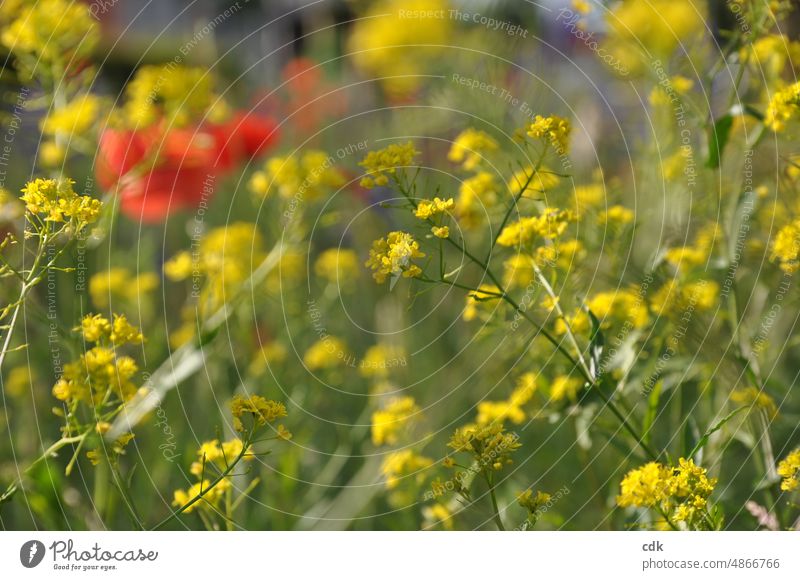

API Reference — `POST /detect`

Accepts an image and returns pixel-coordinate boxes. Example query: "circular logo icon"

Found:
[19,540,45,568]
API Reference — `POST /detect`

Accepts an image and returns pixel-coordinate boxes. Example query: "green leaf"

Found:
[706,114,734,169]
[688,407,747,460]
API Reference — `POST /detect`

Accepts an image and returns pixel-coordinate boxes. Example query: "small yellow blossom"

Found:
[230,394,287,432]
[448,128,498,171]
[527,115,571,155]
[315,248,360,284]
[304,336,349,370]
[770,219,800,273]
[777,448,800,492]
[365,231,425,283]
[359,142,419,188]
[20,178,102,233]
[371,396,420,446]
[415,197,454,220]
[250,150,346,200]
[431,226,449,238]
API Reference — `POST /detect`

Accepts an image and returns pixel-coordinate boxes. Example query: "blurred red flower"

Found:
[96,112,279,222]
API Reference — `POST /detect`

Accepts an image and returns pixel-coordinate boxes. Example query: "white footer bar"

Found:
[0,532,797,578]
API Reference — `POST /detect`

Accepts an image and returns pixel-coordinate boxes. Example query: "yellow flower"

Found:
[39,141,66,167]
[5,366,36,398]
[381,449,433,489]
[607,0,704,58]
[617,462,671,507]
[365,231,425,284]
[371,396,420,446]
[348,0,452,97]
[250,150,346,200]
[1,0,99,66]
[527,115,571,155]
[448,128,498,170]
[766,82,800,132]
[359,142,419,188]
[415,197,454,220]
[599,205,635,226]
[304,336,348,370]
[249,341,288,375]
[230,395,287,432]
[89,268,159,309]
[770,219,800,273]
[431,226,449,238]
[41,95,102,137]
[20,178,102,232]
[496,207,573,247]
[122,64,226,128]
[422,503,454,530]
[360,344,406,379]
[463,284,501,322]
[447,422,521,469]
[509,166,561,197]
[650,279,719,316]
[476,373,537,425]
[777,448,800,492]
[315,248,360,285]
[549,375,583,403]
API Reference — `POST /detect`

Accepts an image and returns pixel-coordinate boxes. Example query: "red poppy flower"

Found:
[96,112,279,222]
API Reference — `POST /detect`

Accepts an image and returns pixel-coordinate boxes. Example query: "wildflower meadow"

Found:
[0,0,799,541]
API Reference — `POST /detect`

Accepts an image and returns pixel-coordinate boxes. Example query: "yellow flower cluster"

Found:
[20,178,102,233]
[765,82,800,131]
[89,268,159,310]
[462,284,501,322]
[557,288,649,334]
[172,479,230,515]
[372,396,420,446]
[360,344,406,380]
[41,95,102,138]
[381,449,433,490]
[348,0,452,97]
[165,222,265,317]
[549,375,584,403]
[189,438,253,477]
[304,336,349,371]
[456,171,499,227]
[448,422,521,471]
[509,166,561,198]
[617,458,717,527]
[599,205,635,226]
[527,115,571,155]
[250,151,346,200]
[359,142,419,188]
[122,64,227,128]
[496,207,573,247]
[769,219,800,273]
[777,448,800,492]
[79,313,144,345]
[52,314,143,406]
[650,279,719,316]
[476,373,537,425]
[314,248,360,285]
[606,0,703,58]
[230,394,288,433]
[448,129,498,171]
[414,197,454,220]
[0,0,99,67]
[365,231,425,283]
